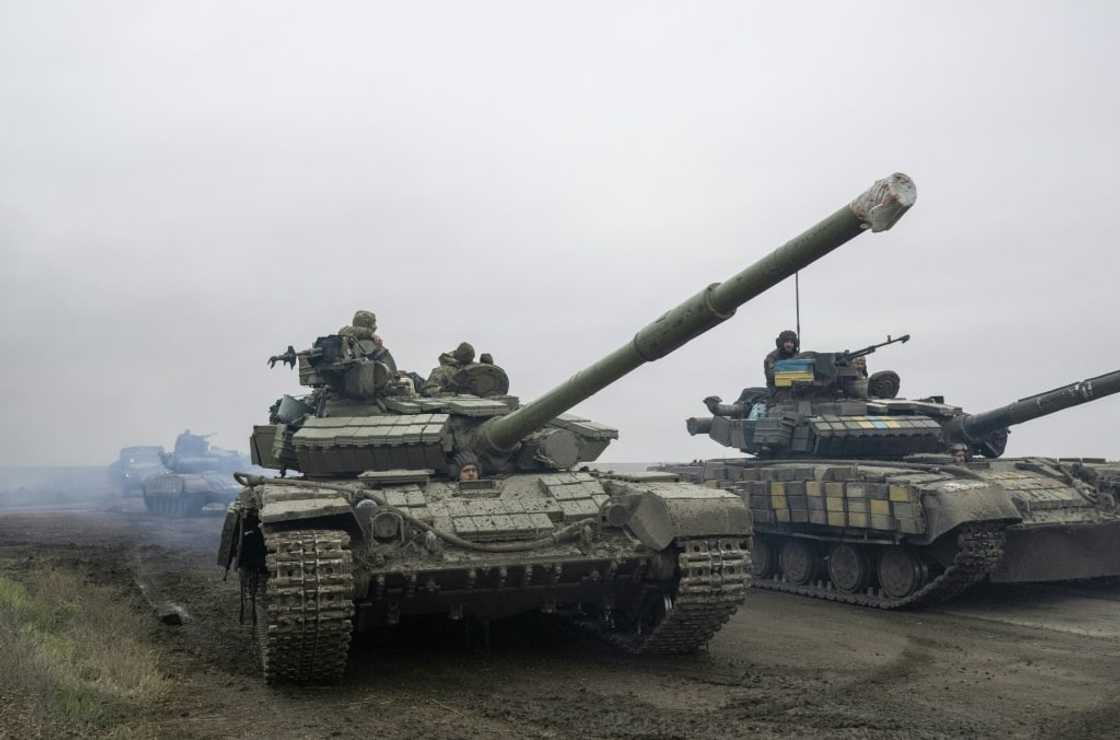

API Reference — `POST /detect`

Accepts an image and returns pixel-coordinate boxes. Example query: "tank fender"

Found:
[606,480,751,551]
[919,485,1022,544]
[258,494,357,527]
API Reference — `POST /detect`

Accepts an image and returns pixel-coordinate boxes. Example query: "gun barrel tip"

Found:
[850,172,917,233]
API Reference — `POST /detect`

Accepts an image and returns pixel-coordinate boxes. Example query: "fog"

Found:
[2,1,1117,466]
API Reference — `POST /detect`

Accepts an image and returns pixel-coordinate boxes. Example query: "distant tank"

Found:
[142,431,251,515]
[661,339,1120,607]
[108,445,168,497]
[216,172,918,683]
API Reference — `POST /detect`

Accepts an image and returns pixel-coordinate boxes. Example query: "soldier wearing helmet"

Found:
[764,330,800,389]
[949,443,970,465]
[451,450,482,481]
[422,342,477,395]
[339,309,396,372]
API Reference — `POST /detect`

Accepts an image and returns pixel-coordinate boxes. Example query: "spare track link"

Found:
[755,523,1005,609]
[583,537,750,654]
[258,529,355,684]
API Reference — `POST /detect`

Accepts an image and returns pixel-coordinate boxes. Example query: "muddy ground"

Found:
[1,500,1118,740]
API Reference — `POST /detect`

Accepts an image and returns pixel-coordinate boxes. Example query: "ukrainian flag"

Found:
[774,358,815,387]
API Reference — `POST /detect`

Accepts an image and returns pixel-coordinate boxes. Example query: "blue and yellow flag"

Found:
[774,358,815,387]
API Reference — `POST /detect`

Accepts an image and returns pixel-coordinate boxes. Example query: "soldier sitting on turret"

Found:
[339,310,397,372]
[422,342,476,395]
[764,330,799,389]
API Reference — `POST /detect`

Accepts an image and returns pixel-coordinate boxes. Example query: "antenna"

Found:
[795,271,801,342]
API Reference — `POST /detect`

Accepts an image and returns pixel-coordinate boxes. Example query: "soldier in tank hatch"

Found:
[451,451,481,481]
[764,329,800,388]
[949,443,970,465]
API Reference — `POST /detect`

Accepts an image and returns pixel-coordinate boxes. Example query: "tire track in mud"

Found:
[5,506,1120,739]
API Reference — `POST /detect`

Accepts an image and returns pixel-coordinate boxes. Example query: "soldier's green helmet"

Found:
[776,329,799,351]
[352,310,377,331]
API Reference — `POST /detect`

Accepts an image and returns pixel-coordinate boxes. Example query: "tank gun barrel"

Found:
[945,369,1120,444]
[478,172,918,454]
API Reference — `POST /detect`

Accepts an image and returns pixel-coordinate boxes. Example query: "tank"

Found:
[661,340,1120,608]
[108,445,168,497]
[142,431,252,515]
[215,172,918,683]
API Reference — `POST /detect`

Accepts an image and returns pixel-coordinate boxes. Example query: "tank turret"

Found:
[220,172,919,685]
[689,356,1120,460]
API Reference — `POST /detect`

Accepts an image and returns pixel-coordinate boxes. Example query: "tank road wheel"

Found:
[828,543,871,594]
[256,530,355,684]
[752,537,777,579]
[877,547,929,600]
[779,539,818,586]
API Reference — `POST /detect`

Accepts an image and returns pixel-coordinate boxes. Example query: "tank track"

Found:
[256,529,355,684]
[755,523,1005,609]
[576,537,750,654]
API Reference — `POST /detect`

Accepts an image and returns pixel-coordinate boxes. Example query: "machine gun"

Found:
[267,345,297,369]
[837,333,910,364]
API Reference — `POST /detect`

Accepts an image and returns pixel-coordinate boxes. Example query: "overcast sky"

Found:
[2,1,1117,467]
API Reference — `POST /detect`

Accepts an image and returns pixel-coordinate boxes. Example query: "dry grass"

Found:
[0,564,168,739]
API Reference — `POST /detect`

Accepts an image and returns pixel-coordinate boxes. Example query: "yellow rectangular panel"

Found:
[888,485,913,502]
[870,499,891,515]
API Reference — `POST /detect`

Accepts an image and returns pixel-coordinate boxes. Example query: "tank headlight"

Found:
[370,511,402,541]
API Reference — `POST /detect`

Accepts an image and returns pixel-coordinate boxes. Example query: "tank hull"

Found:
[654,456,1120,606]
[221,471,752,683]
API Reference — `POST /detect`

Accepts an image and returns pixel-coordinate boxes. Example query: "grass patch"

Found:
[0,563,168,738]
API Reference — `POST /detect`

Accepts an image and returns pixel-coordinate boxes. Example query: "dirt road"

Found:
[1,503,1118,739]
